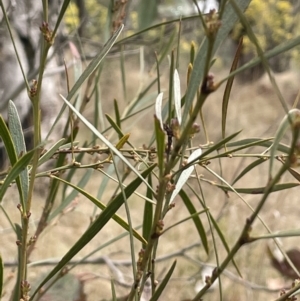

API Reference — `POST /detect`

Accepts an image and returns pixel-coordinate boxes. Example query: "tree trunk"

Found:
[0,0,66,167]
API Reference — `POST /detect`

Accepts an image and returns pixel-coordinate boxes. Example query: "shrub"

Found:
[0,1,300,300]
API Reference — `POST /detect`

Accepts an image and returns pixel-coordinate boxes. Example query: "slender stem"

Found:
[112,155,137,279]
[273,282,300,301]
[127,16,219,300]
[42,0,49,22]
[165,34,215,175]
[19,214,29,288]
[19,28,52,297]
[27,45,51,210]
[199,108,209,144]
[192,166,287,300]
[192,128,299,301]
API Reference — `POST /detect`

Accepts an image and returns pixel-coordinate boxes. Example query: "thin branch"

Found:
[185,255,282,293]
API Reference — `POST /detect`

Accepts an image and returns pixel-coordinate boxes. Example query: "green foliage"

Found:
[64,0,108,37]
[0,1,300,301]
[137,1,158,30]
[232,0,294,53]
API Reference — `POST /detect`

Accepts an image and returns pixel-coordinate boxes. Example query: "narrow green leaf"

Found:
[155,52,161,94]
[182,0,251,125]
[163,209,208,234]
[210,57,217,68]
[175,19,182,69]
[122,78,157,119]
[44,101,68,141]
[61,141,85,199]
[229,0,288,114]
[221,35,300,84]
[116,15,199,47]
[188,178,242,277]
[201,131,242,157]
[112,153,137,278]
[30,164,155,300]
[149,260,177,301]
[179,190,208,254]
[8,100,29,206]
[52,0,71,39]
[65,226,143,272]
[93,68,104,138]
[0,115,18,165]
[8,101,27,155]
[180,131,241,171]
[0,149,35,203]
[226,138,290,153]
[137,0,157,30]
[97,164,115,200]
[67,25,123,102]
[270,109,300,178]
[154,116,165,177]
[50,173,148,245]
[232,158,266,185]
[168,51,175,125]
[69,43,83,113]
[157,28,176,69]
[211,182,299,194]
[40,130,79,224]
[111,279,117,301]
[143,174,153,248]
[225,138,273,153]
[190,41,196,64]
[49,169,93,221]
[114,99,121,133]
[222,37,243,139]
[287,166,300,182]
[60,95,154,192]
[107,134,130,162]
[170,149,202,204]
[208,212,242,277]
[226,137,271,147]
[105,114,127,142]
[104,0,114,40]
[120,45,127,101]
[0,204,16,234]
[253,229,300,240]
[205,138,277,162]
[38,138,66,166]
[58,141,79,150]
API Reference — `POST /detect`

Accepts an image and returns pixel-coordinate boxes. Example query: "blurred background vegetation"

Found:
[64,0,300,81]
[1,1,300,300]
